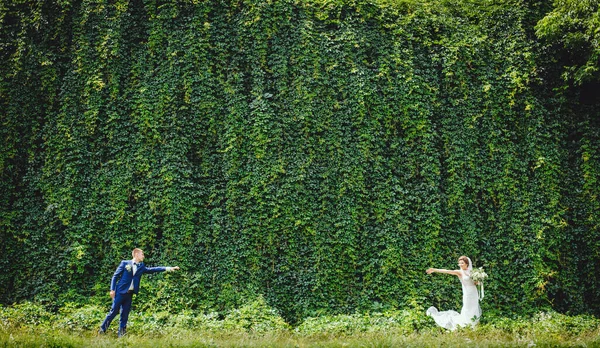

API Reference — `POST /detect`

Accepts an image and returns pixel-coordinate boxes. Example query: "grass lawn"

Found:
[2,327,600,347]
[2,303,599,347]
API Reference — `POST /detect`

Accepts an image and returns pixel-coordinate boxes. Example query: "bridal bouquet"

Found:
[470,267,488,283]
[470,267,487,300]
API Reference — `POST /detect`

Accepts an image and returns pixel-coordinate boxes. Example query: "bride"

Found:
[425,256,481,330]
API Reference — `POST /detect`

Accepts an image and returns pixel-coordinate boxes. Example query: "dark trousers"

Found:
[100,291,133,332]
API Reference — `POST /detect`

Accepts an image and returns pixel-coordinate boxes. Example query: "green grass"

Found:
[2,301,600,347]
[2,326,600,347]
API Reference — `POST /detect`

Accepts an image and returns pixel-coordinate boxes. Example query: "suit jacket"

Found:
[110,260,168,295]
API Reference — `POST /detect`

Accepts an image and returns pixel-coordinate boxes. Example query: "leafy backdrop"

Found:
[1,0,599,322]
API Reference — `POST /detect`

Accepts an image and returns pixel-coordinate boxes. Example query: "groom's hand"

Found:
[110,290,115,299]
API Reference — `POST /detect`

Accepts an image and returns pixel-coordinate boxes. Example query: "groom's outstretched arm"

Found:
[144,266,180,274]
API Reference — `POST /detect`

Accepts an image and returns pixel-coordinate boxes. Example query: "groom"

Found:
[99,248,180,337]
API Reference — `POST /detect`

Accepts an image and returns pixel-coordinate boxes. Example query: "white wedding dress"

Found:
[427,269,481,330]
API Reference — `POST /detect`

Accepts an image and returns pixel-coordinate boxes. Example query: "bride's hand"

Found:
[426,268,434,274]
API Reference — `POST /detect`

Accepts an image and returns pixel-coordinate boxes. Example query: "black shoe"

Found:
[97,328,106,336]
[118,328,126,338]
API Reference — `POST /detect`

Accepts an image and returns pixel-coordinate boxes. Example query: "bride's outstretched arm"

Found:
[426,268,461,276]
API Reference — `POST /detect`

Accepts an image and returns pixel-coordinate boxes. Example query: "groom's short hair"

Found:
[132,248,143,257]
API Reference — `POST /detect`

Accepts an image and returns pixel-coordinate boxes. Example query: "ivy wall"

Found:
[1,0,599,322]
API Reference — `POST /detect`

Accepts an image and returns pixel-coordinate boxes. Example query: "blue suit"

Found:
[100,260,168,335]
